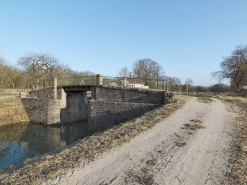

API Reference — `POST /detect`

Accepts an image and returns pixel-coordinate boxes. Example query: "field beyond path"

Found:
[51,96,235,185]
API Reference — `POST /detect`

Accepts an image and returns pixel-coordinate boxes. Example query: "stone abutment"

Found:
[21,84,172,132]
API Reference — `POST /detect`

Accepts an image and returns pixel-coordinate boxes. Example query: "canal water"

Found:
[0,121,88,170]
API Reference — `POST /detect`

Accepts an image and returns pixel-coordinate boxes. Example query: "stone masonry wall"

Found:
[28,87,54,99]
[88,86,169,132]
[60,92,88,123]
[21,91,88,124]
[21,98,66,124]
[21,85,170,129]
[88,100,160,132]
[91,86,166,104]
[27,87,64,99]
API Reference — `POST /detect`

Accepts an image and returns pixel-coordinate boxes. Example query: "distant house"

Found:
[103,78,123,86]
[103,76,149,88]
[111,81,123,86]
[126,78,149,89]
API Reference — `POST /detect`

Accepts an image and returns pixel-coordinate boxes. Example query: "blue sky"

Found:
[1,0,247,86]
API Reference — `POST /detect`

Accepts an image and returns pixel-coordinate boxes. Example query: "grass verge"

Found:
[0,98,29,126]
[0,99,185,185]
[217,96,247,185]
[0,89,30,97]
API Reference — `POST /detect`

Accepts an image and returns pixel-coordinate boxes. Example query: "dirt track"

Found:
[48,97,236,185]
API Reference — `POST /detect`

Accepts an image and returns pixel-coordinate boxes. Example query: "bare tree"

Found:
[0,57,22,89]
[118,67,131,77]
[185,79,193,95]
[18,53,59,89]
[132,58,164,79]
[170,77,181,91]
[0,53,96,90]
[196,86,204,93]
[79,70,95,76]
[166,76,181,92]
[209,83,229,93]
[0,57,6,89]
[212,45,247,93]
[185,79,193,86]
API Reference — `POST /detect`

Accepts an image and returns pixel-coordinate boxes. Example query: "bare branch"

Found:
[212,45,247,92]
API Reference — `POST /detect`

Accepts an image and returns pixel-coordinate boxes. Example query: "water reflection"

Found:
[0,121,88,169]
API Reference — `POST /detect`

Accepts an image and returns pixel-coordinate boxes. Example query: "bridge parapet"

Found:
[21,74,172,128]
[58,76,97,87]
[57,74,168,91]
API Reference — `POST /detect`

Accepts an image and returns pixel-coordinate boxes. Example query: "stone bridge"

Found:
[21,75,173,132]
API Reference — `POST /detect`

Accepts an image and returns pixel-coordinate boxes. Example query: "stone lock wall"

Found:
[88,100,159,132]
[28,87,55,99]
[88,86,167,132]
[27,87,65,99]
[21,84,171,130]
[91,86,166,104]
[60,92,88,123]
[21,98,66,124]
[22,88,88,124]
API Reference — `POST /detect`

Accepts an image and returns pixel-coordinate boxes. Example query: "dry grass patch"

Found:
[175,141,187,147]
[125,168,156,185]
[218,96,247,185]
[181,118,205,131]
[190,119,202,123]
[197,97,214,103]
[146,158,158,166]
[0,98,29,126]
[0,89,30,97]
[182,123,206,130]
[0,99,185,185]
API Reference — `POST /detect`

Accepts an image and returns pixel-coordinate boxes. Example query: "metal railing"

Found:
[57,76,168,91]
[102,76,124,86]
[102,76,167,90]
[58,76,97,87]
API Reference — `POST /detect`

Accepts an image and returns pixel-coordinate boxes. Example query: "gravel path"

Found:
[49,97,235,185]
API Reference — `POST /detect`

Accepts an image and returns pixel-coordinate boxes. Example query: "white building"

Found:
[126,78,149,89]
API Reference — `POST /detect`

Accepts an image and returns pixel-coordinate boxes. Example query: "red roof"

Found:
[127,78,145,85]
